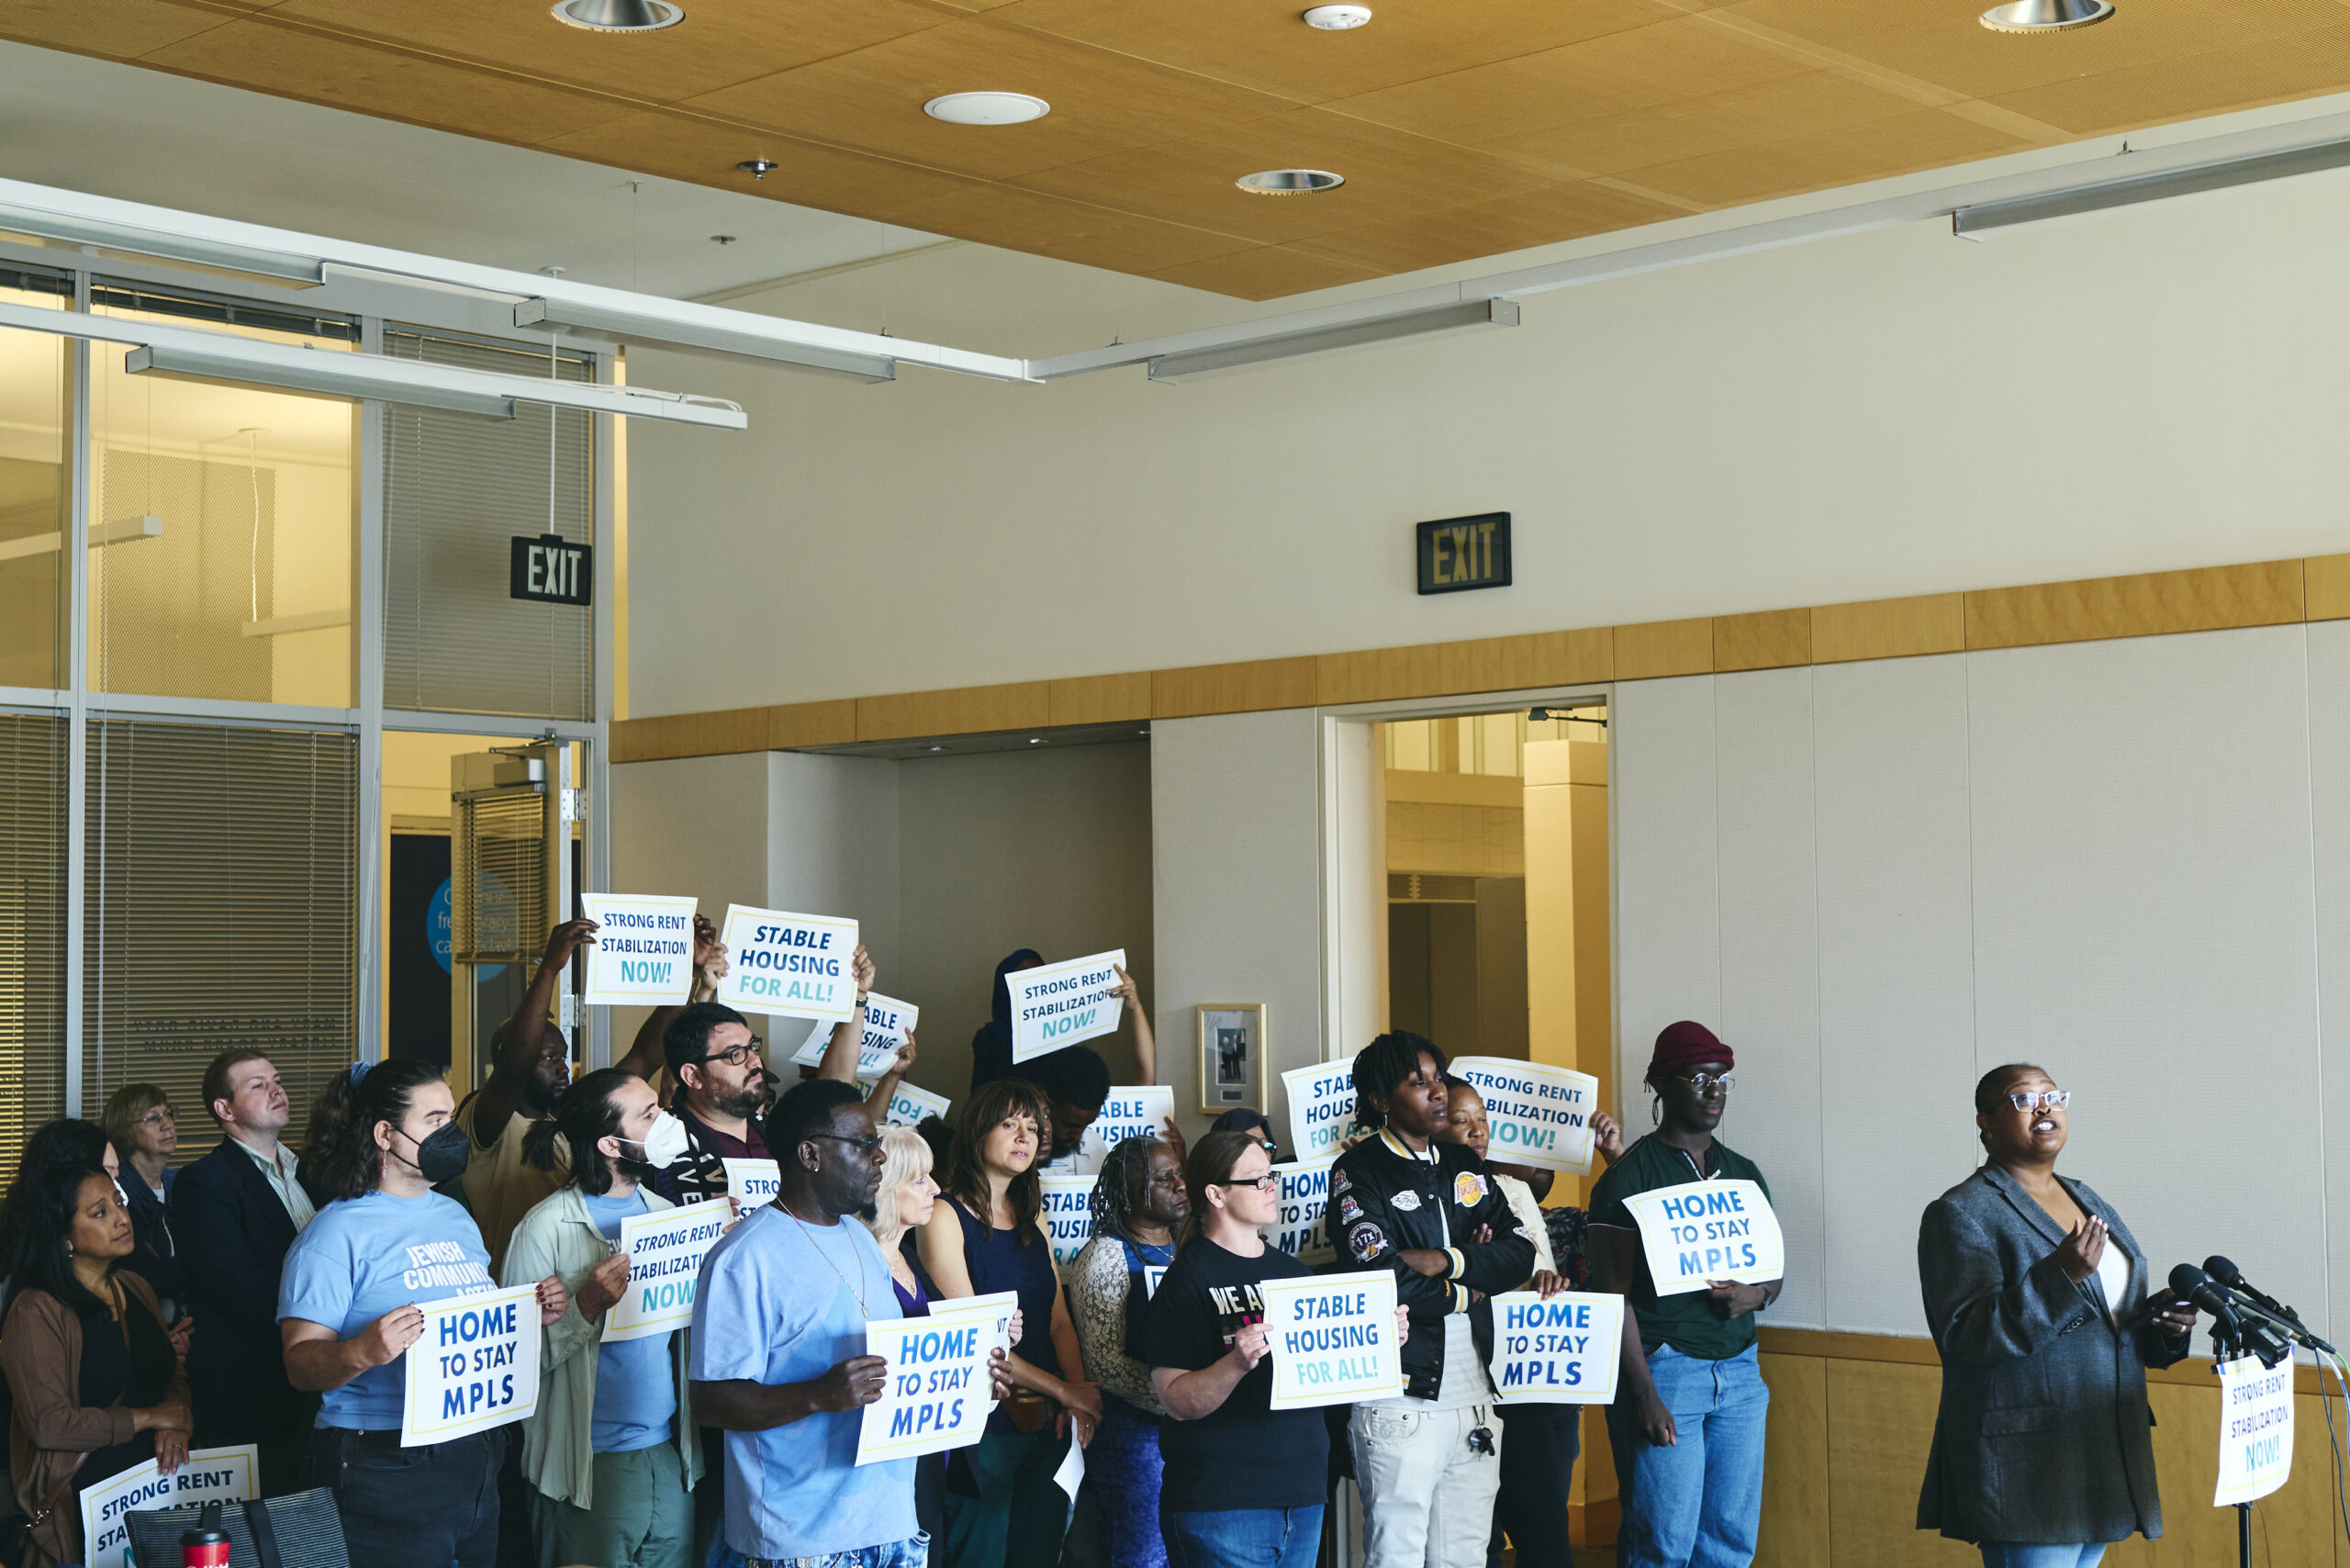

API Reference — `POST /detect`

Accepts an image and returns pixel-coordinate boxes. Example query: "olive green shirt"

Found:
[1589,1134,1774,1361]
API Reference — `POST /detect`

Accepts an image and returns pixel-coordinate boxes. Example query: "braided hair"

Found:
[1088,1135,1166,1247]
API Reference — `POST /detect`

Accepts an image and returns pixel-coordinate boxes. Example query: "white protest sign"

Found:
[402,1282,542,1446]
[1488,1292,1624,1404]
[1078,1086,1175,1165]
[856,1291,1020,1465]
[1261,1268,1404,1410]
[714,904,859,1022]
[722,1157,781,1210]
[1007,949,1127,1063]
[794,993,919,1076]
[1621,1180,1784,1295]
[1038,1170,1095,1269]
[1268,1156,1337,1264]
[1282,1058,1368,1163]
[2215,1354,2295,1506]
[882,1081,951,1128]
[1054,1427,1086,1503]
[81,1444,256,1568]
[1450,1056,1601,1176]
[603,1197,732,1342]
[577,894,698,1005]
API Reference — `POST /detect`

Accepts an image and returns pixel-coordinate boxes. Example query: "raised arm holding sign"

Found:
[1006,950,1129,1063]
[713,904,861,1022]
[578,894,698,1005]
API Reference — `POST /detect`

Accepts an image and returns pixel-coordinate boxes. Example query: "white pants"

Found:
[1349,1402,1503,1568]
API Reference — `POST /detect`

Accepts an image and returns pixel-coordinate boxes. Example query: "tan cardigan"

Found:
[3,1273,187,1568]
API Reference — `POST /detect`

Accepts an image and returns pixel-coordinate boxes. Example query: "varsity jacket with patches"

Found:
[1328,1129,1535,1401]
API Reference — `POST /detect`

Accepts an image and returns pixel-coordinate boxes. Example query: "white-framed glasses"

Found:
[2006,1089,2071,1114]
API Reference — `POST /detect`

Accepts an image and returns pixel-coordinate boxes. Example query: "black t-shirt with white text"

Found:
[1144,1238,1327,1514]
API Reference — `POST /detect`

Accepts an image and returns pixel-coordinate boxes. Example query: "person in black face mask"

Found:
[279,1058,571,1568]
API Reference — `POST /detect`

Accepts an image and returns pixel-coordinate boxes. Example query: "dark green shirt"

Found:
[1588,1134,1774,1361]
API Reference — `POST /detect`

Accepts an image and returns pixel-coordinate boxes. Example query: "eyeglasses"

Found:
[699,1036,764,1069]
[2005,1089,2072,1114]
[136,1107,175,1127]
[808,1132,884,1157]
[1214,1171,1279,1193]
[1668,1071,1735,1092]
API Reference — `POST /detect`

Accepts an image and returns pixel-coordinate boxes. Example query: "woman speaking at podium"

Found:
[1917,1064,2199,1568]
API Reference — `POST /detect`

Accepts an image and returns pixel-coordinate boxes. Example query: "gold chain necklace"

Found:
[785,1205,872,1316]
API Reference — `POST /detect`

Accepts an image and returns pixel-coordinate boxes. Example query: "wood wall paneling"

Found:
[610,705,771,763]
[1613,616,1715,679]
[2307,553,2350,622]
[1810,592,1967,664]
[856,680,1052,741]
[1714,607,1811,672]
[1823,1357,1978,1567]
[766,699,858,749]
[1755,1352,1830,1568]
[1315,631,1568,706]
[1047,671,1153,727]
[1964,559,2304,651]
[1150,655,1317,718]
[1563,625,1616,683]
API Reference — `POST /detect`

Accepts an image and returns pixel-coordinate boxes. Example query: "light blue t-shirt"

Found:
[582,1189,677,1453]
[278,1189,495,1431]
[689,1204,913,1558]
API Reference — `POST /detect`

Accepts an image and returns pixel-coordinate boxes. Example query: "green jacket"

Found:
[501,1183,704,1508]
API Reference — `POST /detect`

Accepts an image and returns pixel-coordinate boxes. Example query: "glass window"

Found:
[86,283,358,707]
[0,271,74,690]
[0,711,67,1180]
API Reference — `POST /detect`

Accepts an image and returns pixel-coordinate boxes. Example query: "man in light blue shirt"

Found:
[690,1081,918,1568]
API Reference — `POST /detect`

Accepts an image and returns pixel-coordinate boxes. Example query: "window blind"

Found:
[0,713,65,1184]
[84,719,356,1162]
[381,329,593,721]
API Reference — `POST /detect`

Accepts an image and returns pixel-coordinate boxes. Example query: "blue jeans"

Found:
[711,1531,928,1568]
[1978,1547,2107,1568]
[1161,1506,1324,1568]
[1604,1343,1769,1568]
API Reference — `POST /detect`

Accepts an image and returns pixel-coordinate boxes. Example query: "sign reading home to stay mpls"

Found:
[1416,512,1511,596]
[510,533,591,606]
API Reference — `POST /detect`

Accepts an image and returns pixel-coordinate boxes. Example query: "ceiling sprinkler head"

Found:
[737,159,779,181]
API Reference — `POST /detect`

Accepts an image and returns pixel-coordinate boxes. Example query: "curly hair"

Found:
[1088,1134,1169,1247]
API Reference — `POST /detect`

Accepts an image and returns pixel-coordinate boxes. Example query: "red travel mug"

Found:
[180,1525,231,1568]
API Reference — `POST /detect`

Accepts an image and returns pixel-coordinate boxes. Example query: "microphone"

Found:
[2203,1255,2334,1353]
[2168,1263,2242,1340]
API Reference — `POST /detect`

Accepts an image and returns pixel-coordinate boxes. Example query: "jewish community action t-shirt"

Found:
[277,1189,495,1430]
[1144,1238,1327,1514]
[689,1204,914,1560]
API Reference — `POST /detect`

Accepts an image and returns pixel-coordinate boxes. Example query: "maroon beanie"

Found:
[1649,1020,1733,1080]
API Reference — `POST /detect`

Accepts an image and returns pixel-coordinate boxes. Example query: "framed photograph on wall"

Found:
[1197,1003,1266,1114]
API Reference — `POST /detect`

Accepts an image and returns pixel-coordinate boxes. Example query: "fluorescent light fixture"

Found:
[129,341,519,418]
[1147,297,1518,381]
[0,514,161,564]
[513,298,895,381]
[1953,134,2350,236]
[0,201,321,285]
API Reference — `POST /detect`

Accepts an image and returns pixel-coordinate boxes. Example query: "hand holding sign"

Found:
[1621,1180,1784,1296]
[401,1283,543,1447]
[714,904,860,1023]
[1007,950,1128,1063]
[578,895,698,1005]
[1259,1269,1404,1410]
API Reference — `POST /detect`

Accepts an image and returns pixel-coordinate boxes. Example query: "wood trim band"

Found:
[1757,1325,2339,1395]
[615,553,2350,763]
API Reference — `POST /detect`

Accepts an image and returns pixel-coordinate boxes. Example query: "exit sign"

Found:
[1416,512,1510,595]
[510,533,591,606]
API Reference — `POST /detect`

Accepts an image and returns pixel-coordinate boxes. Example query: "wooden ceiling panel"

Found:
[1288,179,1688,272]
[537,109,984,213]
[990,0,1668,105]
[1011,106,1562,245]
[877,182,1261,272]
[0,0,229,58]
[1985,30,2350,135]
[1486,69,1934,178]
[1627,106,2029,207]
[266,0,958,105]
[684,18,1302,182]
[139,18,638,142]
[1144,244,1382,299]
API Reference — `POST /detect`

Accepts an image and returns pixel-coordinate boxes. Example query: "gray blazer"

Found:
[1915,1164,2188,1546]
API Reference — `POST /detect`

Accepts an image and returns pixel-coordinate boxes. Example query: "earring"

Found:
[1651,1095,1662,1127]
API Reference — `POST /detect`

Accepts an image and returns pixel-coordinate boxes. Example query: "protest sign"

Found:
[577,894,698,1005]
[603,1197,732,1342]
[1487,1292,1624,1404]
[1077,1086,1174,1166]
[1450,1056,1601,1176]
[1621,1180,1784,1295]
[1007,950,1127,1063]
[402,1282,541,1446]
[2215,1355,2295,1506]
[714,904,859,1022]
[82,1444,256,1568]
[1038,1171,1094,1268]
[1261,1268,1403,1410]
[1282,1058,1368,1163]
[722,1158,781,1210]
[1268,1156,1336,1264]
[881,1081,951,1128]
[856,1291,1019,1465]
[793,993,919,1076]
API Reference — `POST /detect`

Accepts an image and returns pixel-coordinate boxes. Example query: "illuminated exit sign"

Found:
[1415,512,1510,595]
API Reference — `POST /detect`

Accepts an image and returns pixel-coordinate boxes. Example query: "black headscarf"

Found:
[969,948,1044,1098]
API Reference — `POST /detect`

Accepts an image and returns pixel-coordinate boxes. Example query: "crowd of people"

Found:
[0,913,2206,1568]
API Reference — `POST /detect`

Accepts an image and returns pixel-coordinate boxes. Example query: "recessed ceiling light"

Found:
[737,159,778,181]
[552,0,682,31]
[923,93,1051,126]
[1303,5,1371,27]
[1237,169,1345,196]
[1978,0,2112,30]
